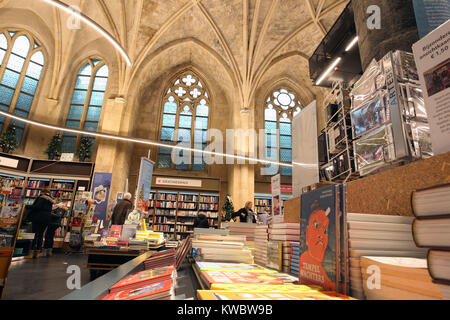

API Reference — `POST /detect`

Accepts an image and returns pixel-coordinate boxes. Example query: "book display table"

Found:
[85,245,165,280]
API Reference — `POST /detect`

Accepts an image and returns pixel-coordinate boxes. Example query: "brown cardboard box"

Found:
[283,197,300,223]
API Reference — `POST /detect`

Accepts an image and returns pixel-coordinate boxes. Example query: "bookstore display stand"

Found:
[320,82,358,183]
[0,188,25,299]
[0,153,94,251]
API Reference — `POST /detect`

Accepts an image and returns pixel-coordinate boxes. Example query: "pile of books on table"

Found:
[101,265,176,300]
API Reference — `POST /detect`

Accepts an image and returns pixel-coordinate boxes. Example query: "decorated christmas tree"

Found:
[0,125,19,153]
[45,132,62,160]
[76,136,93,162]
[221,194,235,222]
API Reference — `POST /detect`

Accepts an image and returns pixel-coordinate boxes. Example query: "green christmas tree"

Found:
[221,194,235,221]
[76,136,93,162]
[45,132,62,160]
[0,125,19,153]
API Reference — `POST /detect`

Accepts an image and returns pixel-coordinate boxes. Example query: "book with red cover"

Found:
[101,279,172,300]
[110,266,174,293]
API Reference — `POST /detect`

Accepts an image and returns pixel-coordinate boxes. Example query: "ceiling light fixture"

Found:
[42,0,132,66]
[345,36,359,52]
[316,57,342,86]
[0,110,317,169]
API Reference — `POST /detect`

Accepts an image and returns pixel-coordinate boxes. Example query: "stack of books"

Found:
[143,249,176,270]
[226,222,257,241]
[411,183,450,300]
[128,239,148,250]
[290,242,300,277]
[360,256,442,300]
[347,213,427,300]
[192,238,254,264]
[268,223,300,242]
[102,266,176,300]
[254,225,268,266]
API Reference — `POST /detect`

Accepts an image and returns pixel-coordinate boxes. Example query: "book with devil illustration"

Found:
[299,185,341,292]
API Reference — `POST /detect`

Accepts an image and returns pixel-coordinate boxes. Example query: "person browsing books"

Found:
[232,201,256,223]
[111,192,133,225]
[42,203,67,257]
[194,213,209,229]
[257,206,270,225]
[29,188,56,258]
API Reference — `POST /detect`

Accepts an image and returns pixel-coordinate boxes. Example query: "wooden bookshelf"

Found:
[148,190,220,240]
[0,153,94,249]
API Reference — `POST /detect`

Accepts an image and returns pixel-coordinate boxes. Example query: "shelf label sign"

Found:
[0,157,18,169]
[155,177,202,188]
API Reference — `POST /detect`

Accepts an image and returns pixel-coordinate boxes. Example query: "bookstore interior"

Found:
[0,0,449,303]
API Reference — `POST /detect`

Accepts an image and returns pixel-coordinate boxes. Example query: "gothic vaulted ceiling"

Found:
[0,0,349,109]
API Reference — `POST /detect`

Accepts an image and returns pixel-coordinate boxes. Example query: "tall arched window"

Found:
[62,59,109,153]
[264,88,302,176]
[157,71,210,171]
[0,31,45,144]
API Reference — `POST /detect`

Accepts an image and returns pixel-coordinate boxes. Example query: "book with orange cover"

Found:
[197,290,356,300]
[109,266,174,293]
[102,280,172,300]
[201,270,284,286]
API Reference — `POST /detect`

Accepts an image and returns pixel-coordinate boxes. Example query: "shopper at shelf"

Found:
[232,201,256,223]
[193,213,209,229]
[42,203,67,257]
[29,188,56,258]
[111,192,133,225]
[257,206,270,225]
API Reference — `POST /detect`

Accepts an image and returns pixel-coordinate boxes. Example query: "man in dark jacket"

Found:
[194,213,209,229]
[30,189,55,258]
[111,192,133,225]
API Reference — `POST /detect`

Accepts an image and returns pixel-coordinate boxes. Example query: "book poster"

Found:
[413,0,450,39]
[271,174,282,223]
[92,172,112,221]
[412,19,450,155]
[299,186,338,291]
[0,195,24,248]
[135,158,154,211]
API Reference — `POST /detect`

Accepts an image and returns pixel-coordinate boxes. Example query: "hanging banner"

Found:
[91,172,112,221]
[412,19,450,155]
[271,174,283,223]
[135,158,154,211]
[413,0,450,39]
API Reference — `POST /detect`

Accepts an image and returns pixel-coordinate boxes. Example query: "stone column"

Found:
[94,97,132,208]
[352,0,419,70]
[227,107,255,211]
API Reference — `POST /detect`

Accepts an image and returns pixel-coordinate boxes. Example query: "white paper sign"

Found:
[60,153,74,161]
[412,19,450,155]
[0,156,19,168]
[155,177,202,188]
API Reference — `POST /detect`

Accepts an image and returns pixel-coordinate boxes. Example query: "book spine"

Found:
[410,190,418,218]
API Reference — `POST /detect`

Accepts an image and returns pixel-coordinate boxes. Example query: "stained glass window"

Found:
[0,31,45,144]
[62,59,109,153]
[263,89,302,177]
[157,71,210,171]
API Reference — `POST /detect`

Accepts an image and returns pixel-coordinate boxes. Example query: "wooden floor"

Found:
[2,252,200,300]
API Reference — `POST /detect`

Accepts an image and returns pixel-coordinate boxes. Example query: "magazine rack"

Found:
[350,51,432,177]
[320,82,358,183]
